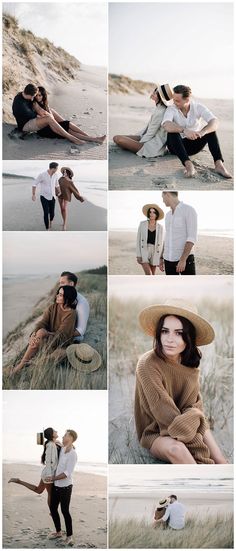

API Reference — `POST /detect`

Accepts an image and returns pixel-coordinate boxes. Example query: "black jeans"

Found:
[40,195,55,229]
[50,484,73,536]
[164,254,196,275]
[167,131,224,166]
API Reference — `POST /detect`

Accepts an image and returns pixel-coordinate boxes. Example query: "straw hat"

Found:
[142,204,164,220]
[158,498,169,507]
[61,167,74,178]
[155,83,173,106]
[66,343,102,372]
[139,298,215,346]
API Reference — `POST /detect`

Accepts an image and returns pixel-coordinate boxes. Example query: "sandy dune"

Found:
[3,66,107,161]
[109,232,233,275]
[109,95,233,189]
[3,176,107,231]
[3,463,107,549]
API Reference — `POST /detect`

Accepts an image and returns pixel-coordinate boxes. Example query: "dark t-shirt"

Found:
[12,92,37,130]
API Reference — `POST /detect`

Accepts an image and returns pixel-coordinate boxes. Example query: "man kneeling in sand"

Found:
[45,430,77,545]
[155,495,186,530]
[12,83,87,146]
[162,85,232,179]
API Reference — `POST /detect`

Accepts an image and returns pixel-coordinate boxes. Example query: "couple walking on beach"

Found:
[137,191,197,276]
[114,83,232,179]
[12,83,106,147]
[154,495,185,530]
[9,270,102,377]
[33,162,84,231]
[9,428,78,546]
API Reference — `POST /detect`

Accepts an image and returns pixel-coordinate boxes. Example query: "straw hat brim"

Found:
[61,167,74,178]
[142,204,164,220]
[139,304,215,346]
[66,344,102,372]
[156,83,173,106]
[158,499,169,507]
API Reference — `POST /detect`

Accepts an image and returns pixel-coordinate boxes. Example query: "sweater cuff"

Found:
[167,409,205,443]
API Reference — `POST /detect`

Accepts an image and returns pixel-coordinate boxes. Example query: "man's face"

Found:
[24,89,38,101]
[59,275,74,287]
[169,496,176,504]
[63,431,72,446]
[162,192,170,207]
[173,93,190,110]
[51,167,58,174]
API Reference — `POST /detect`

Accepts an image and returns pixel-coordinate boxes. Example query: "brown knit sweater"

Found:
[135,349,214,464]
[34,303,76,350]
[59,176,84,202]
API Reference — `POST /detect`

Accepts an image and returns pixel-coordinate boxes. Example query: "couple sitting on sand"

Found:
[137,192,197,275]
[33,162,84,231]
[113,83,232,179]
[10,271,101,377]
[9,428,78,546]
[154,495,185,530]
[12,83,106,147]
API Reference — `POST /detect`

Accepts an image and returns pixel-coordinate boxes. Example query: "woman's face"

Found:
[53,430,58,440]
[56,288,64,305]
[149,208,157,221]
[160,315,186,361]
[150,89,158,103]
[35,91,43,103]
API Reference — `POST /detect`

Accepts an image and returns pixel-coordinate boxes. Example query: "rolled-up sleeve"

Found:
[197,103,216,123]
[162,507,170,522]
[185,206,198,243]
[33,172,43,187]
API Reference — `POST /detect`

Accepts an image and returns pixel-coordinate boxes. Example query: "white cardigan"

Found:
[136,220,164,265]
[41,441,58,482]
[137,103,167,158]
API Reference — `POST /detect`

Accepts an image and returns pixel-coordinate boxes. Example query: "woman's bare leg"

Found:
[8,478,46,494]
[36,116,85,145]
[10,329,48,375]
[150,265,157,275]
[50,109,105,142]
[141,262,152,275]
[58,198,68,230]
[203,429,228,463]
[45,484,53,507]
[113,135,143,153]
[150,436,197,464]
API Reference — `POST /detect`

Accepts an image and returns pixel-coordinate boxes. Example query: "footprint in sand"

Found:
[151,178,176,189]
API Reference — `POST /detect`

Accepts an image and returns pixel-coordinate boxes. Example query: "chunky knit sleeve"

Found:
[33,305,52,333]
[46,309,77,351]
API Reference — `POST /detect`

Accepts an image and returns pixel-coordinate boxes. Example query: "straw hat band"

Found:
[66,343,102,372]
[160,84,172,102]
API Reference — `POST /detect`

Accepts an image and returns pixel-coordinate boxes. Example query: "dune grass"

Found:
[109,297,233,463]
[3,272,107,390]
[109,512,233,548]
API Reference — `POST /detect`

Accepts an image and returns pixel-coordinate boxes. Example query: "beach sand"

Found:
[109,95,233,189]
[3,276,57,339]
[109,232,233,275]
[3,463,107,549]
[3,176,107,231]
[109,491,233,521]
[3,65,107,161]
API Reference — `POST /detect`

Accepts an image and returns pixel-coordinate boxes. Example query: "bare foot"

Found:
[215,161,232,179]
[8,478,20,483]
[184,161,196,178]
[95,135,106,144]
[48,532,62,540]
[62,225,67,231]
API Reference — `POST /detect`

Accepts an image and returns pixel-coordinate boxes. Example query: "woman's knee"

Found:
[167,441,187,461]
[35,328,47,338]
[113,135,122,145]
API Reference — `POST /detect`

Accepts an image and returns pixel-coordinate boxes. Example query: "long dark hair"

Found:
[153,88,165,106]
[41,427,54,465]
[35,86,50,111]
[56,285,77,309]
[154,314,202,368]
[147,208,159,220]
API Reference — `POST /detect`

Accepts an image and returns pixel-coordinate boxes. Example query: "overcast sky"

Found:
[108,191,234,231]
[109,2,233,99]
[3,232,107,275]
[3,2,107,66]
[3,391,107,463]
[3,160,107,182]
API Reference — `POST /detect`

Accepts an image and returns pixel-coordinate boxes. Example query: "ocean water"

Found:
[109,478,233,495]
[4,460,107,477]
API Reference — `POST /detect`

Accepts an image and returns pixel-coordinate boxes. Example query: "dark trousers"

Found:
[50,484,73,536]
[164,254,196,275]
[167,131,224,166]
[40,195,55,229]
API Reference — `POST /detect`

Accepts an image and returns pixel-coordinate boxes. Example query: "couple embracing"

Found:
[114,83,232,179]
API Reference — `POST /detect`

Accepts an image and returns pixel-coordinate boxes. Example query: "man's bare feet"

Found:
[48,531,62,540]
[184,160,196,178]
[215,160,232,179]
[8,478,20,483]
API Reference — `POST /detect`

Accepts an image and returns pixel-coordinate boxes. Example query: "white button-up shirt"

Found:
[76,292,90,336]
[163,202,197,262]
[54,447,77,487]
[33,171,60,200]
[162,100,216,137]
[162,501,186,530]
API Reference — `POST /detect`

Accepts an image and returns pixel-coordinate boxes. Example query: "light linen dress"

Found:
[41,441,58,483]
[137,103,167,158]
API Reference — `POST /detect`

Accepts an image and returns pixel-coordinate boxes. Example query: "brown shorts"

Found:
[22,118,39,132]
